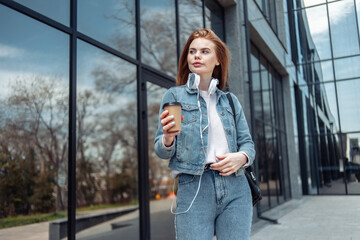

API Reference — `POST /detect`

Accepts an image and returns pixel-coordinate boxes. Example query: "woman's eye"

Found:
[189,50,195,54]
[202,50,209,54]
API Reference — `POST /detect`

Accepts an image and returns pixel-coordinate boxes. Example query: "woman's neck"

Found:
[198,74,212,91]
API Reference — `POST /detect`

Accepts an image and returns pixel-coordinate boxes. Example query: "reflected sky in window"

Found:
[14,0,69,26]
[336,79,360,132]
[0,5,69,95]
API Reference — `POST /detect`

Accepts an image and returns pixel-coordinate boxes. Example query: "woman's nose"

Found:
[195,52,201,59]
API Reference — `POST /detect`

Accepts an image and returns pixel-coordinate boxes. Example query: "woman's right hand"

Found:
[160,110,183,147]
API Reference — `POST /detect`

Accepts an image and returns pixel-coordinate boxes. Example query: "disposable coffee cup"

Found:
[163,102,182,132]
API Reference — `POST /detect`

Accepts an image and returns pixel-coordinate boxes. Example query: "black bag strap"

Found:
[226,92,236,124]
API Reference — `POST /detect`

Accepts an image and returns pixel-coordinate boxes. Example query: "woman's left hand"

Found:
[210,152,248,176]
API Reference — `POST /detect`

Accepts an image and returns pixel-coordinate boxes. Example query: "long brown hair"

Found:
[176,28,231,90]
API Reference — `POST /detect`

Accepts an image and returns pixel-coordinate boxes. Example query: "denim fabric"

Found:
[154,84,256,176]
[175,169,253,240]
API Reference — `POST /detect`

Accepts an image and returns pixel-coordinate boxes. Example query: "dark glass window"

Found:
[251,44,289,212]
[345,132,360,194]
[205,0,225,41]
[255,0,278,34]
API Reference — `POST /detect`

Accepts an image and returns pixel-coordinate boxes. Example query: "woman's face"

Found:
[187,38,219,78]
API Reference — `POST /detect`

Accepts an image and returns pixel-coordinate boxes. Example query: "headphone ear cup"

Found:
[187,73,200,89]
[208,78,219,95]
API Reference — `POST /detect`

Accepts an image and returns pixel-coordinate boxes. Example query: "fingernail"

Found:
[170,115,174,118]
[164,110,168,113]
[171,122,175,125]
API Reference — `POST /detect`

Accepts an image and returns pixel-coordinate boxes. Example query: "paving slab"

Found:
[251,196,360,240]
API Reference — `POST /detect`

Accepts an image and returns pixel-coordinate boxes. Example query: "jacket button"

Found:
[227,130,231,134]
[221,112,224,116]
[197,169,202,172]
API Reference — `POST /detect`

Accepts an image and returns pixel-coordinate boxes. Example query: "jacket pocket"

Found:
[181,103,198,124]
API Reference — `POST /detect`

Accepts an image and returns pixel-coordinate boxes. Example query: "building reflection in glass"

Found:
[251,45,290,212]
[293,0,360,195]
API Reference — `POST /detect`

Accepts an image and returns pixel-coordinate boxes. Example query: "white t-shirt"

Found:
[200,90,230,164]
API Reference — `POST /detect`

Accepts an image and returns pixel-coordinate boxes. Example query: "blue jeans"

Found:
[175,169,253,240]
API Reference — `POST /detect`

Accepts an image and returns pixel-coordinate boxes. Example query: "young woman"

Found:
[154,28,255,240]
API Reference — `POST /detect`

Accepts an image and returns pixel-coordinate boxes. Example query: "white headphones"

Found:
[186,73,219,95]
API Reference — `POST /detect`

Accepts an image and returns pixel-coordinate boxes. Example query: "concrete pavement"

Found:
[1,196,359,239]
[251,196,360,240]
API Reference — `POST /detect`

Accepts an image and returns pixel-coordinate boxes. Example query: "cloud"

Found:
[305,1,354,36]
[0,43,25,59]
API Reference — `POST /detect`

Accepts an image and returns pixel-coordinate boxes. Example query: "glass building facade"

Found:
[290,0,360,195]
[0,0,359,239]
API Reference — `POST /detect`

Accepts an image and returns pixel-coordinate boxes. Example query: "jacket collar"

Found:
[184,81,227,101]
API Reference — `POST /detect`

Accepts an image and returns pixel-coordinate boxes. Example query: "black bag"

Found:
[226,93,262,206]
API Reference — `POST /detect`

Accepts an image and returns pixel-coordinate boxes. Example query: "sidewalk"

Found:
[251,196,360,240]
[1,196,359,240]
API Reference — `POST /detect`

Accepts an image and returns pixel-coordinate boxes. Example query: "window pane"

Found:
[303,0,326,7]
[178,0,203,50]
[141,0,177,77]
[322,83,339,132]
[260,55,269,90]
[78,0,136,58]
[205,0,225,41]
[334,56,360,80]
[265,125,277,207]
[14,0,69,26]
[328,0,360,58]
[76,40,139,239]
[251,47,262,120]
[251,46,261,91]
[345,132,360,194]
[304,5,332,60]
[0,5,69,237]
[255,121,270,212]
[317,131,346,195]
[147,82,175,239]
[319,60,334,82]
[357,0,360,34]
[336,79,360,132]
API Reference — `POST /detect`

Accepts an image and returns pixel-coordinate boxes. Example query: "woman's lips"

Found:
[193,62,202,67]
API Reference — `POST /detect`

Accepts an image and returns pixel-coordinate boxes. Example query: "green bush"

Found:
[0,212,66,229]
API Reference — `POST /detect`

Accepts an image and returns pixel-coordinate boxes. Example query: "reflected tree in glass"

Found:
[0,75,68,215]
[76,40,138,207]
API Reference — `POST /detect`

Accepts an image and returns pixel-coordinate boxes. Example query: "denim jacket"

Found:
[154,84,256,177]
